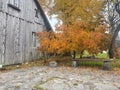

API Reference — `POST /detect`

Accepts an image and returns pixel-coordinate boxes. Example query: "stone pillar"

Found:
[49,61,57,67]
[72,60,77,67]
[103,61,110,70]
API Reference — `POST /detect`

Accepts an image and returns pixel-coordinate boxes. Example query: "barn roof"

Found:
[34,0,52,31]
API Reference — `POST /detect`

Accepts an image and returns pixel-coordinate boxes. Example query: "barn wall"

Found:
[0,0,47,65]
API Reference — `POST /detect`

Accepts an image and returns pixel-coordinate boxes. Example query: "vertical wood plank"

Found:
[19,20,26,63]
[5,15,15,65]
[0,12,6,65]
[13,17,20,64]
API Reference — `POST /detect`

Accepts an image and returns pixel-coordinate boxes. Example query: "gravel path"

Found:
[0,66,120,90]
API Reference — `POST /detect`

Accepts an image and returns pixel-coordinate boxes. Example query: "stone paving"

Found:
[0,66,120,90]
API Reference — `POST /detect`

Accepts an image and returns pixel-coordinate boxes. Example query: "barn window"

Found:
[8,0,20,11]
[9,0,19,7]
[32,32,40,47]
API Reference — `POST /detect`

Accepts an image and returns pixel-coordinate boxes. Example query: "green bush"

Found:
[96,52,108,59]
[78,62,103,67]
[111,59,120,68]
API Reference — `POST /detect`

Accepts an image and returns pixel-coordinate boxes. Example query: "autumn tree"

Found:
[37,21,110,58]
[50,0,104,25]
[38,0,113,58]
[38,0,54,12]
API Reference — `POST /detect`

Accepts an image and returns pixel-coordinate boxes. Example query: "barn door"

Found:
[0,12,6,65]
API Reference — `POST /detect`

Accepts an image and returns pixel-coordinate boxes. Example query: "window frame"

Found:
[14,0,19,7]
[8,0,20,11]
[32,32,40,48]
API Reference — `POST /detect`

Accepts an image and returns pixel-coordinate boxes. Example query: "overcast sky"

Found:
[48,15,58,30]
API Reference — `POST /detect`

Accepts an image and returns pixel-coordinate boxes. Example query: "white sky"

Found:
[45,13,58,31]
[49,15,58,30]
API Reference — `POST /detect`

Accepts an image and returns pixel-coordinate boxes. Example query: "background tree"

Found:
[49,0,104,28]
[105,0,120,58]
[38,0,54,12]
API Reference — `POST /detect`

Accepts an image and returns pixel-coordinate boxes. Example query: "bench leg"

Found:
[103,61,110,70]
[72,60,77,67]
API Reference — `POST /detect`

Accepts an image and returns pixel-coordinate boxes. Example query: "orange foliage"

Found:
[37,21,110,55]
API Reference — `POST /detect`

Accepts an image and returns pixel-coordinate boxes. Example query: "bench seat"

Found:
[72,59,114,70]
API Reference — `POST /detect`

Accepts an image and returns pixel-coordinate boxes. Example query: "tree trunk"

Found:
[80,50,84,58]
[109,24,120,58]
[63,52,71,56]
[73,50,76,59]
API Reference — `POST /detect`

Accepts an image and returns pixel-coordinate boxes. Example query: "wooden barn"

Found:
[0,0,52,65]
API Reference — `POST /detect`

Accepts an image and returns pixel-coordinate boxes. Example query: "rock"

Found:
[72,84,86,90]
[72,60,77,67]
[49,61,57,67]
[0,86,6,90]
[94,84,118,90]
[39,78,70,90]
[83,81,94,86]
[113,83,120,89]
[83,82,95,90]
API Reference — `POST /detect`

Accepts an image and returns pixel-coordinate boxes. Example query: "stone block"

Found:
[49,61,57,67]
[103,61,110,70]
[72,60,77,67]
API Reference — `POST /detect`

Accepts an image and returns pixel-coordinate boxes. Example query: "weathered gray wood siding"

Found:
[0,12,6,65]
[0,0,48,65]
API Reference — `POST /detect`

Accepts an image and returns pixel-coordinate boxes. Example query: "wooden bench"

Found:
[72,59,114,70]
